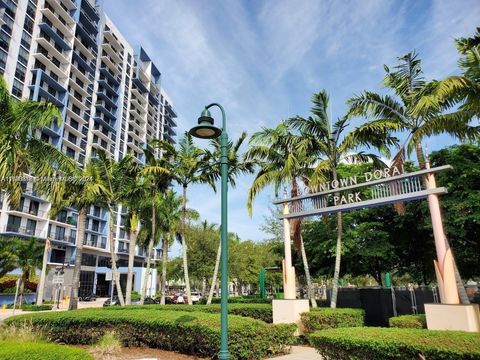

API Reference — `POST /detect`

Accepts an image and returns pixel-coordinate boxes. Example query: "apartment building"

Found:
[0,0,177,300]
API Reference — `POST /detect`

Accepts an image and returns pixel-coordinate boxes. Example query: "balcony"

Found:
[132,77,148,93]
[72,50,95,74]
[98,76,118,94]
[2,225,46,238]
[101,42,122,64]
[96,90,118,108]
[79,9,98,33]
[100,54,122,76]
[96,100,117,120]
[68,76,88,97]
[99,66,120,85]
[93,113,116,132]
[49,232,76,244]
[66,106,87,124]
[38,20,72,51]
[32,51,69,81]
[40,5,74,37]
[68,92,89,111]
[103,29,123,53]
[74,36,95,61]
[36,35,70,64]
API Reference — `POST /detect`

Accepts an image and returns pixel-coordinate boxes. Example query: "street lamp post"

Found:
[189,103,229,360]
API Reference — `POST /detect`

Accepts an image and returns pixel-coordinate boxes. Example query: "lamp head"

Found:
[189,108,222,139]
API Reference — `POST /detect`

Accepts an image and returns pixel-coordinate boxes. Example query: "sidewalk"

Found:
[270,346,323,359]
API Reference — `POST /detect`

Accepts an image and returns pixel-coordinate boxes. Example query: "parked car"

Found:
[103,296,121,307]
[143,297,158,305]
[80,293,97,302]
[191,292,202,303]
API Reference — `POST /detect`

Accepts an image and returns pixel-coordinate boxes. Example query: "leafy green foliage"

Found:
[301,308,364,334]
[103,303,274,323]
[389,314,426,329]
[7,309,295,360]
[309,327,480,360]
[0,340,92,360]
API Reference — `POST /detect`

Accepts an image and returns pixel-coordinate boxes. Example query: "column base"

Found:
[425,303,480,332]
[272,299,310,335]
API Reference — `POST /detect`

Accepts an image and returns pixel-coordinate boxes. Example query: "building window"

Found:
[15,64,26,82]
[26,219,37,235]
[6,215,21,232]
[81,254,96,266]
[23,17,34,34]
[17,47,29,66]
[50,249,65,264]
[21,31,32,49]
[65,146,75,159]
[12,79,23,98]
[55,226,65,240]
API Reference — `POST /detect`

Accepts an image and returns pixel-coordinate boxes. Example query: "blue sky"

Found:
[103,0,480,246]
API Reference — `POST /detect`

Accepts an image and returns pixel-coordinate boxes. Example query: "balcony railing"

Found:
[3,225,45,238]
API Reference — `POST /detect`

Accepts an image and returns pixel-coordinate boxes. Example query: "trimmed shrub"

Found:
[0,279,37,293]
[309,327,480,360]
[0,340,93,360]
[21,304,53,312]
[104,303,273,323]
[389,314,427,329]
[203,296,272,304]
[301,308,364,334]
[7,309,295,360]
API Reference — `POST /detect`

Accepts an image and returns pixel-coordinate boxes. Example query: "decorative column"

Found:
[282,192,296,299]
[425,162,459,304]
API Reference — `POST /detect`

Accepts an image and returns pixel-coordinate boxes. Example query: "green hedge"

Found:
[21,304,53,312]
[389,314,427,329]
[201,296,272,304]
[301,308,364,334]
[0,340,93,360]
[309,327,480,360]
[104,303,273,323]
[7,309,295,360]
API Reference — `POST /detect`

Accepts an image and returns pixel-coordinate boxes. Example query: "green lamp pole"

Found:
[189,103,229,360]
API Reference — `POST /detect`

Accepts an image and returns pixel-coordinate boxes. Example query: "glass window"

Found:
[17,47,29,66]
[12,79,23,98]
[15,64,26,82]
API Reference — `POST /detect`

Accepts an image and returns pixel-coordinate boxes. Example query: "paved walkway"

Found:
[270,346,322,359]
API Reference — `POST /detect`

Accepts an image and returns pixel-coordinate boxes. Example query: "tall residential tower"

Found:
[0,0,177,299]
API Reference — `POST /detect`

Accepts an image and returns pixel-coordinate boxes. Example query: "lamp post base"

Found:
[273,299,310,335]
[218,349,230,360]
[425,303,480,332]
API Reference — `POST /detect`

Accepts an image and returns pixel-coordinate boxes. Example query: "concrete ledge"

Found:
[425,303,480,332]
[273,299,310,335]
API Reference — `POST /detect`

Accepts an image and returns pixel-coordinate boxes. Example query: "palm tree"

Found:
[37,161,108,309]
[347,52,479,303]
[246,121,319,307]
[138,146,172,304]
[0,75,71,208]
[156,190,182,305]
[0,236,19,278]
[347,51,479,169]
[289,90,396,308]
[436,28,480,122]
[203,132,255,304]
[95,151,138,306]
[14,237,43,306]
[154,133,213,305]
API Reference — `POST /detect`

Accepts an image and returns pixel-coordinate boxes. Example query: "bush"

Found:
[104,303,274,323]
[301,308,364,334]
[21,304,53,312]
[309,327,480,360]
[0,279,37,293]
[131,291,140,301]
[0,340,93,360]
[389,314,426,329]
[7,309,295,360]
[200,296,272,304]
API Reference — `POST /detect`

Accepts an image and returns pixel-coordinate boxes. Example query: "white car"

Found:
[191,292,202,303]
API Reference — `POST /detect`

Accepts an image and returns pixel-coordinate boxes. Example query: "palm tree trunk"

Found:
[68,208,86,310]
[416,141,469,303]
[330,211,343,308]
[414,140,426,169]
[17,277,25,307]
[160,234,169,305]
[125,228,138,305]
[109,212,125,306]
[300,234,317,308]
[36,237,51,306]
[141,202,156,304]
[207,240,221,305]
[181,185,192,305]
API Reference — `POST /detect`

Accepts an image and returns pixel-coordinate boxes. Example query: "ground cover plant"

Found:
[309,327,480,360]
[7,308,295,360]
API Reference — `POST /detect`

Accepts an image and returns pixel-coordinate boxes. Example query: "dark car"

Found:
[143,297,158,305]
[103,296,121,307]
[80,293,97,302]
